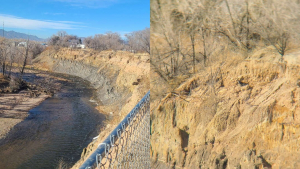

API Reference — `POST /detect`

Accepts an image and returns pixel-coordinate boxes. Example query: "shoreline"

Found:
[0,68,67,140]
[0,92,50,140]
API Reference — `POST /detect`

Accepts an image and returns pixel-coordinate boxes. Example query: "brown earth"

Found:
[150,47,300,169]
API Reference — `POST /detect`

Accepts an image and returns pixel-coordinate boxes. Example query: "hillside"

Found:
[150,0,300,168]
[0,29,45,41]
[151,47,300,168]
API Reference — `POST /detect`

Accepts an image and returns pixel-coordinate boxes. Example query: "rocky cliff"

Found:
[151,48,300,168]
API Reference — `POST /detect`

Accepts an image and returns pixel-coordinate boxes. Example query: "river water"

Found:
[0,72,105,169]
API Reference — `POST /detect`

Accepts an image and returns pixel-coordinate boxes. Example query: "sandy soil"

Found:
[0,91,50,139]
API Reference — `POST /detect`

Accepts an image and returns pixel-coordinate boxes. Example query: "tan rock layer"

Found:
[151,50,300,168]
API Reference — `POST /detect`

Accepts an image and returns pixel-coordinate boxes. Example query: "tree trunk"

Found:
[191,34,196,74]
[20,43,29,76]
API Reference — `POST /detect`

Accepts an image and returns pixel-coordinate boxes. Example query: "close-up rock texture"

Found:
[150,0,300,168]
[151,49,300,168]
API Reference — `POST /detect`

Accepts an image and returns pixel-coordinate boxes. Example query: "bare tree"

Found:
[57,31,68,38]
[253,0,300,56]
[83,36,94,48]
[216,0,300,56]
[215,0,255,52]
[48,35,60,46]
[19,38,30,76]
[125,28,150,53]
[48,31,79,48]
[8,46,17,77]
[30,42,45,59]
[83,32,125,51]
[105,32,123,50]
[0,38,45,78]
[0,38,11,76]
[151,0,184,79]
[14,38,42,77]
[184,13,198,73]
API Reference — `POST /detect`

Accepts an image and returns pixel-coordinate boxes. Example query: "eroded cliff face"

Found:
[33,48,150,167]
[151,48,300,168]
[35,48,149,114]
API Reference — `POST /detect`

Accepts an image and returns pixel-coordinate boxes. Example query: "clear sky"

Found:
[0,0,149,39]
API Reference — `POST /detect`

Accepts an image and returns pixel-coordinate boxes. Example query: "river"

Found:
[0,71,105,169]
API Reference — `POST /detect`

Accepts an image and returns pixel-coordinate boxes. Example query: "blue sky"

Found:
[0,0,149,39]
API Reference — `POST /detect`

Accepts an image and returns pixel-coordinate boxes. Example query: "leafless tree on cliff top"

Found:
[126,28,150,54]
[219,0,300,56]
[253,0,300,56]
[48,31,79,48]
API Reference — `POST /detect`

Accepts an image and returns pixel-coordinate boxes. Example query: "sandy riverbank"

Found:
[0,69,68,140]
[0,91,50,139]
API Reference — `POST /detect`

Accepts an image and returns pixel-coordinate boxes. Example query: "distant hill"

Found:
[0,29,45,42]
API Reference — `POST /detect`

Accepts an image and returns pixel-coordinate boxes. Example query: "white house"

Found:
[69,39,85,49]
[77,44,85,49]
[18,42,27,47]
